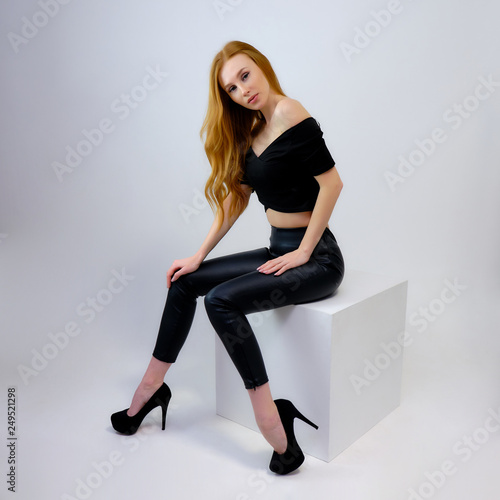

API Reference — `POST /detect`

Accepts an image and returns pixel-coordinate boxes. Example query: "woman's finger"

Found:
[258,259,287,274]
[167,264,182,288]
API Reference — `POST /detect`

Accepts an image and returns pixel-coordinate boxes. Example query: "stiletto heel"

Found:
[111,383,172,435]
[269,399,318,475]
[292,406,318,430]
[161,403,167,431]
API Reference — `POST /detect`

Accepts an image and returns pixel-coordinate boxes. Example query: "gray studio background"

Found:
[1,1,499,499]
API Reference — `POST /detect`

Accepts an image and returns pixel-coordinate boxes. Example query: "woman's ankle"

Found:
[139,378,164,391]
[247,383,287,453]
[256,410,287,454]
[141,357,171,387]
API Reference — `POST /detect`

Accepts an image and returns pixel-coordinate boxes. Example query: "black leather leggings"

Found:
[153,226,344,389]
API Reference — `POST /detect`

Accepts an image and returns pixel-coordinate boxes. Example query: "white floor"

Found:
[4,298,500,500]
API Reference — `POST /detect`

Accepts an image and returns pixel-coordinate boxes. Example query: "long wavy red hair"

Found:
[200,41,286,227]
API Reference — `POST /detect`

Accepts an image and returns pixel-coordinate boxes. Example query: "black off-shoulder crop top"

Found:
[242,117,335,213]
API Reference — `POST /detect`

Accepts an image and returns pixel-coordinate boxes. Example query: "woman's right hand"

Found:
[167,255,202,288]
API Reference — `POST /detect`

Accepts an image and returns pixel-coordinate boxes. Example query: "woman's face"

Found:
[219,53,270,110]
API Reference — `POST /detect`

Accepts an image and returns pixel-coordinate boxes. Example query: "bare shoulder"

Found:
[274,98,311,129]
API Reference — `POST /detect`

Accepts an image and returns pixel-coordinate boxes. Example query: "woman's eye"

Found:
[242,72,249,81]
[228,85,236,93]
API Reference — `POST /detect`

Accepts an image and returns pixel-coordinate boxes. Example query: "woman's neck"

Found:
[259,93,286,124]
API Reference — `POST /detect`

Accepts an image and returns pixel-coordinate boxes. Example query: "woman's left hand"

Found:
[257,249,310,276]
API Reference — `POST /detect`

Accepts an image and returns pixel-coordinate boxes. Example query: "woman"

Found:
[111,41,344,475]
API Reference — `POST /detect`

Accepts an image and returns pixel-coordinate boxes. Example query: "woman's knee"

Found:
[204,287,227,317]
[171,272,203,301]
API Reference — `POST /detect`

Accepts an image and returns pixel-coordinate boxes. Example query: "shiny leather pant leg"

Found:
[152,227,344,389]
[152,247,271,364]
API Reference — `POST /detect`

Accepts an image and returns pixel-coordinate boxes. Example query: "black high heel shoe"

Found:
[110,383,172,435]
[269,399,318,475]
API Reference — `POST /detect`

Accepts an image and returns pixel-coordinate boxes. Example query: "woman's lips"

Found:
[248,94,258,104]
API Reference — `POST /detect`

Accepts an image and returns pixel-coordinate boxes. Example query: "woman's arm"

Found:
[257,167,343,276]
[297,166,343,258]
[167,185,252,287]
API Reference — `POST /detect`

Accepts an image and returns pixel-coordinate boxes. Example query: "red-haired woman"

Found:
[111,41,344,475]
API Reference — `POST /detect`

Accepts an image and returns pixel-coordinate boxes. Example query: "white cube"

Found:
[215,270,408,462]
